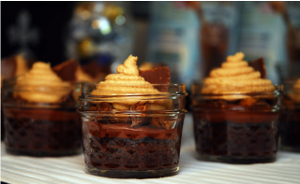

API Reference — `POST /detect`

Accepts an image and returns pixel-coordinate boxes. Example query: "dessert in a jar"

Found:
[2,62,82,156]
[191,52,281,163]
[280,79,300,152]
[78,55,187,178]
[1,54,31,140]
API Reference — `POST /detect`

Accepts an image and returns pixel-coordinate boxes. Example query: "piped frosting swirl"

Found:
[15,62,71,103]
[202,52,275,95]
[293,79,300,90]
[91,55,160,96]
[91,55,169,109]
[289,78,300,102]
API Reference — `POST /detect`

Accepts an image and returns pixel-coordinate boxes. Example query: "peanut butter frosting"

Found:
[15,54,29,77]
[15,62,71,103]
[201,52,275,96]
[289,78,300,102]
[91,55,167,110]
[293,79,300,90]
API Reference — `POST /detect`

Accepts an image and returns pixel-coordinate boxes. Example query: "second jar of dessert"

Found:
[2,62,82,156]
[78,55,187,178]
[191,52,281,163]
[280,79,300,152]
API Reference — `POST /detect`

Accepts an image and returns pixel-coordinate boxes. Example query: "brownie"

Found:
[192,98,280,163]
[248,57,266,79]
[4,107,82,156]
[53,59,78,82]
[139,66,171,92]
[82,114,184,178]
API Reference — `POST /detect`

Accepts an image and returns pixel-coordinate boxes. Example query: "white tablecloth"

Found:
[2,114,300,184]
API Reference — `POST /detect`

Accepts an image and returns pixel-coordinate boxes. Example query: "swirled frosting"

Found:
[202,52,275,96]
[92,55,160,96]
[293,79,300,89]
[15,62,71,103]
[91,55,167,109]
[289,78,300,102]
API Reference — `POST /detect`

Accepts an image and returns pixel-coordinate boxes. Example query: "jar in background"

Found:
[280,79,300,152]
[191,83,281,163]
[2,79,82,156]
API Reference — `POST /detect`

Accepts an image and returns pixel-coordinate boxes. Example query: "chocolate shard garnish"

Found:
[248,57,266,79]
[80,60,111,82]
[1,54,30,79]
[81,61,101,79]
[53,59,78,82]
[139,66,171,92]
[81,60,112,78]
[1,56,17,79]
[130,102,151,127]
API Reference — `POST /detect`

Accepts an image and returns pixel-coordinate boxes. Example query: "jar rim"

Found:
[79,83,187,100]
[191,83,282,96]
[82,82,186,87]
[2,78,80,92]
[78,109,188,116]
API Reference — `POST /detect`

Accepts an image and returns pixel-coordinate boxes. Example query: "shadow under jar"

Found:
[191,83,281,164]
[2,80,82,156]
[78,83,187,178]
[280,80,300,152]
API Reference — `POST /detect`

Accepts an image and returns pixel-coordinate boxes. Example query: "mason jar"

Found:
[78,83,187,178]
[280,79,300,152]
[191,83,281,163]
[2,79,82,156]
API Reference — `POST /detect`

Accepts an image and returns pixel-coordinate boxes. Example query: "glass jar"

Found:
[78,83,187,178]
[2,79,82,156]
[191,83,281,163]
[280,79,300,152]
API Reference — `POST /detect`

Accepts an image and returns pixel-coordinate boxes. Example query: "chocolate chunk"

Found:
[53,59,78,82]
[1,56,16,78]
[130,102,151,127]
[239,98,257,107]
[97,102,112,111]
[81,61,102,79]
[212,100,228,108]
[81,61,111,81]
[248,58,266,78]
[130,102,150,111]
[139,66,171,92]
[139,66,170,84]
[1,55,30,79]
[96,103,131,124]
[151,117,175,130]
[151,117,169,129]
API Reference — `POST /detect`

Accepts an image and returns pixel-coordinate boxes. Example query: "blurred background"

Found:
[2,1,300,87]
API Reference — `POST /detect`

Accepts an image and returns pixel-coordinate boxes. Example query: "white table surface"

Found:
[1,114,300,184]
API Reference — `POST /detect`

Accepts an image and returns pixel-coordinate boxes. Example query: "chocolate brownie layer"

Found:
[82,117,183,174]
[280,108,300,152]
[192,99,280,163]
[4,107,82,156]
